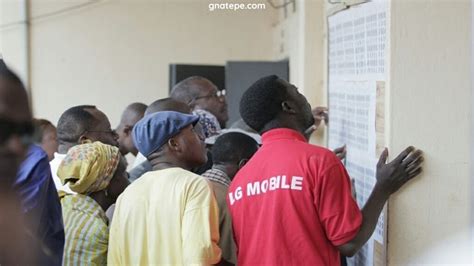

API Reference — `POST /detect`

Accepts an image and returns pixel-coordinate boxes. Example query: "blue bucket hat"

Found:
[132,111,200,157]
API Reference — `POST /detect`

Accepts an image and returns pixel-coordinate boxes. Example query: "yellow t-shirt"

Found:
[108,167,221,265]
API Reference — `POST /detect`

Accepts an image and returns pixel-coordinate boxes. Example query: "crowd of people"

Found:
[0,61,423,265]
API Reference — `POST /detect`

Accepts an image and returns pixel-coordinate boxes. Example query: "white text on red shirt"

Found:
[228,175,303,205]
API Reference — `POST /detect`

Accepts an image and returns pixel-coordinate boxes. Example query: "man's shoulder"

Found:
[29,144,48,158]
[289,140,334,155]
[208,180,228,194]
[23,145,49,166]
[16,145,51,183]
[257,140,336,165]
[163,167,204,181]
[129,167,207,189]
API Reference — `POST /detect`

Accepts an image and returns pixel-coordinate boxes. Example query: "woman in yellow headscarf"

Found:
[58,141,129,266]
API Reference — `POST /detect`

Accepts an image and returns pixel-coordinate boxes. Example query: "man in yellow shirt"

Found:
[108,111,221,265]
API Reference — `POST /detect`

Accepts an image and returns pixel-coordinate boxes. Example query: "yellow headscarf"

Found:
[58,141,121,194]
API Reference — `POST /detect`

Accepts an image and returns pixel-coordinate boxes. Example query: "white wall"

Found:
[388,1,472,264]
[2,0,276,126]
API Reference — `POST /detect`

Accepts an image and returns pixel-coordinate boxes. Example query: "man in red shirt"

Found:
[228,75,423,265]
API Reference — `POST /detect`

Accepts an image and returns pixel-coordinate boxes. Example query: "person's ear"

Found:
[167,137,180,152]
[238,158,249,169]
[78,135,92,144]
[123,125,133,136]
[281,101,297,114]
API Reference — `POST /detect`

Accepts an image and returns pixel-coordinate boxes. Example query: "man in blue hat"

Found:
[108,111,221,265]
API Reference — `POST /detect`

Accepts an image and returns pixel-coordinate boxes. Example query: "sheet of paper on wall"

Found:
[328,0,388,82]
[343,154,385,246]
[328,80,376,158]
[327,1,388,265]
[374,210,385,244]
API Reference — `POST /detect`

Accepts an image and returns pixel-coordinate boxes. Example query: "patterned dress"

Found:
[61,194,109,266]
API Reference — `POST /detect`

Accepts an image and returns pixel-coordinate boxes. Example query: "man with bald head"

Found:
[116,102,147,156]
[170,76,228,137]
[145,97,192,115]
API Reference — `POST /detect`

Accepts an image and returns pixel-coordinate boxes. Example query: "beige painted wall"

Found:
[2,0,276,126]
[0,0,29,85]
[273,0,326,145]
[388,0,472,264]
[272,0,325,107]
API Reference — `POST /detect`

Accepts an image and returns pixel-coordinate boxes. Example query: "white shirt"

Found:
[132,152,147,168]
[49,152,76,194]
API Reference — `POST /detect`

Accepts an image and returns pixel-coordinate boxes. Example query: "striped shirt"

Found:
[202,168,231,187]
[61,194,109,266]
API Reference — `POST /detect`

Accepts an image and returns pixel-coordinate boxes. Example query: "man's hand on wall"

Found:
[375,146,424,195]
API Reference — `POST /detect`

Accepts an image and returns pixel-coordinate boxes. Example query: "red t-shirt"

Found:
[227,128,362,266]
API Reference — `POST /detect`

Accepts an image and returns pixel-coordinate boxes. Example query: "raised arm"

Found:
[337,146,423,256]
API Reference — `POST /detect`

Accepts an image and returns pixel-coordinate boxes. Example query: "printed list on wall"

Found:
[327,0,388,266]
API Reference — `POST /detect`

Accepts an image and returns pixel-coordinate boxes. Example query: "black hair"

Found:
[212,132,258,165]
[239,75,289,133]
[56,105,97,144]
[170,76,210,104]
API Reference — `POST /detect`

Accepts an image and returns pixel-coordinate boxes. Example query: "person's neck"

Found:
[89,191,113,213]
[149,158,190,171]
[213,164,236,180]
[261,120,309,141]
[119,145,128,156]
[58,143,76,154]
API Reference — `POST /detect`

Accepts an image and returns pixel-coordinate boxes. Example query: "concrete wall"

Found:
[387,0,471,264]
[1,0,276,126]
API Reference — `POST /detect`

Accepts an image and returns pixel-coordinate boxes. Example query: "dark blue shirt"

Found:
[14,145,64,265]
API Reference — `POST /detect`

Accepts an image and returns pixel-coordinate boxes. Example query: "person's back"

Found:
[229,75,424,266]
[61,194,109,265]
[110,167,218,264]
[229,128,359,265]
[203,132,259,265]
[108,111,221,265]
[58,142,129,265]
